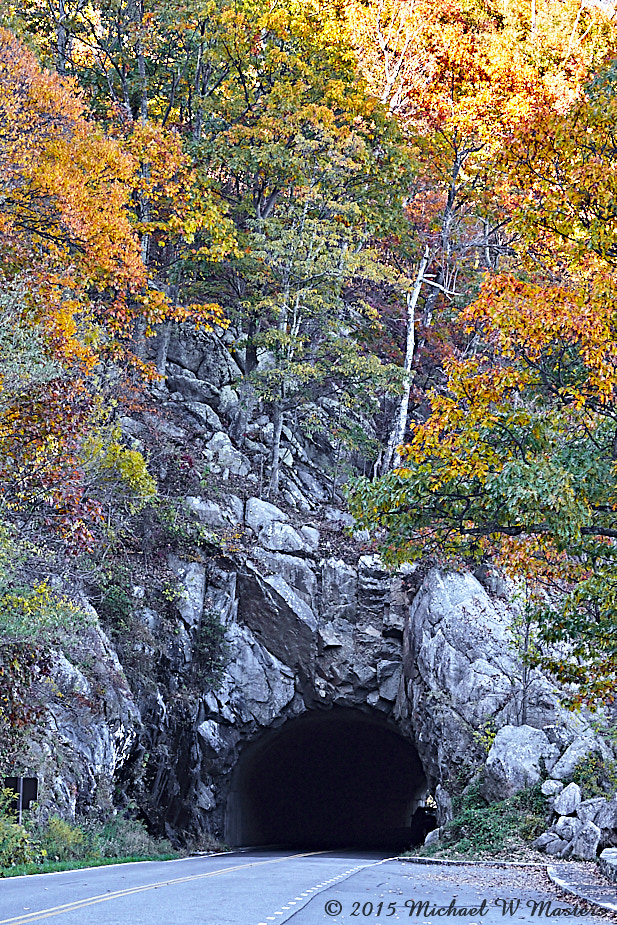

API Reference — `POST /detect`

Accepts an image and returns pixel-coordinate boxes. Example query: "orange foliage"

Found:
[0,29,144,550]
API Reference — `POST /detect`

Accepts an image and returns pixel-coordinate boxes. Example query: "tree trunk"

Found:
[230,322,258,446]
[380,248,429,475]
[156,321,172,378]
[268,401,284,495]
[55,0,70,74]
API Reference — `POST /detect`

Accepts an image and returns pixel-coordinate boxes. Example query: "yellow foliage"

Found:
[81,425,156,507]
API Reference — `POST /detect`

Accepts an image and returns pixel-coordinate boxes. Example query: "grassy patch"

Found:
[409,781,548,860]
[0,852,179,878]
[0,808,186,876]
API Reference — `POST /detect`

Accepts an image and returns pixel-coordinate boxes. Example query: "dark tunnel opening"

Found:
[225,709,433,851]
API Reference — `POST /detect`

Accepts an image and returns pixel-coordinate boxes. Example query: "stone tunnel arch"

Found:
[225,708,430,850]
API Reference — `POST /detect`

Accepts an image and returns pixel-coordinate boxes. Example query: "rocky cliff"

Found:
[13,326,615,855]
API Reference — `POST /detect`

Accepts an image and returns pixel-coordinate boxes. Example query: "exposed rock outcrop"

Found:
[19,619,141,822]
[481,725,555,802]
[15,324,616,854]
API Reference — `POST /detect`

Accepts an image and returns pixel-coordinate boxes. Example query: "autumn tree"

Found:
[183,0,412,491]
[350,58,617,706]
[347,0,617,474]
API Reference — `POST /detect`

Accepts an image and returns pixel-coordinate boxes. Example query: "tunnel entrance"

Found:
[225,708,431,850]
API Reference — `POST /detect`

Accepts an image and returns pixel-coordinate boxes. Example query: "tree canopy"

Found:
[1,0,617,709]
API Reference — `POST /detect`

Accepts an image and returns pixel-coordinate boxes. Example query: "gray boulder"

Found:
[533,832,564,851]
[593,797,617,846]
[217,385,240,416]
[183,401,222,431]
[167,374,220,406]
[568,820,601,860]
[545,836,569,857]
[162,330,241,385]
[553,782,582,816]
[481,724,552,801]
[300,526,320,550]
[577,797,609,825]
[324,507,354,528]
[197,340,242,388]
[205,433,250,476]
[237,563,318,668]
[217,623,296,726]
[245,497,288,533]
[259,521,309,555]
[550,735,608,780]
[541,779,564,797]
[599,847,617,883]
[185,496,240,529]
[164,341,205,373]
[251,549,318,611]
[552,815,582,841]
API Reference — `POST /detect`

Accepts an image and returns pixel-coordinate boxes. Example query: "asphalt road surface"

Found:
[0,850,611,925]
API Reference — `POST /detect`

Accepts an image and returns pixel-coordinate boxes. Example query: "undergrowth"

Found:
[0,800,179,875]
[412,780,547,858]
[571,753,617,800]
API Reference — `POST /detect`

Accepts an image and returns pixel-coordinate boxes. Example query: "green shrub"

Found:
[192,607,229,690]
[0,789,38,867]
[441,783,547,855]
[0,816,37,867]
[10,813,175,872]
[97,816,173,859]
[37,816,99,862]
[571,753,617,799]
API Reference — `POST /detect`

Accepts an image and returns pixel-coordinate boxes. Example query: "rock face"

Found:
[550,735,611,780]
[402,570,590,799]
[236,564,318,670]
[21,530,615,849]
[20,619,141,822]
[481,725,553,802]
[18,322,617,847]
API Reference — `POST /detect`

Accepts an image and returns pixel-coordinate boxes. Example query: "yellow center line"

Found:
[0,851,329,925]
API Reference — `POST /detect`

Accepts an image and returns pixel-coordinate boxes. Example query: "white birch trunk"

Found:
[380,248,429,475]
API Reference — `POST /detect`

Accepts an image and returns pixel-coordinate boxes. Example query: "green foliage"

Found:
[37,816,94,861]
[192,607,229,690]
[91,564,134,631]
[0,281,60,415]
[472,720,497,755]
[32,814,173,863]
[0,811,176,871]
[81,424,157,512]
[150,499,216,554]
[0,522,90,646]
[0,790,39,868]
[571,753,617,800]
[347,61,617,706]
[442,782,547,855]
[96,816,173,859]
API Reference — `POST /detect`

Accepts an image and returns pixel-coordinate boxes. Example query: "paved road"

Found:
[0,850,611,925]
